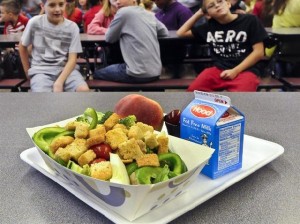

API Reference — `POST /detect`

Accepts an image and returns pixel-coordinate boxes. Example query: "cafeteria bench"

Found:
[18,77,288,92]
[0,78,25,92]
[19,78,195,92]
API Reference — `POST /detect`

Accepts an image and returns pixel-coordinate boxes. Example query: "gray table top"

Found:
[1,92,299,224]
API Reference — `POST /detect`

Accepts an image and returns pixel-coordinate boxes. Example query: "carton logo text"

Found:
[191,104,216,118]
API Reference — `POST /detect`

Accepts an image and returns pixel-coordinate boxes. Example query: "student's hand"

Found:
[195,8,204,17]
[220,69,239,80]
[53,80,64,92]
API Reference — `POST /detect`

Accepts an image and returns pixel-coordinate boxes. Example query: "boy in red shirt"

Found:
[82,0,102,33]
[0,0,29,34]
[0,0,29,79]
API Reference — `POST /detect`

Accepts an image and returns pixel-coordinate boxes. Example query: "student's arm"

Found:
[18,41,31,80]
[105,11,123,43]
[53,53,77,92]
[87,11,109,35]
[156,20,169,37]
[220,42,265,80]
[176,9,204,37]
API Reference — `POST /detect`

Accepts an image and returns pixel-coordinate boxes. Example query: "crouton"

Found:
[68,138,88,161]
[127,125,144,140]
[55,147,71,163]
[105,128,128,150]
[118,138,144,160]
[157,134,169,154]
[136,154,160,167]
[65,121,80,130]
[90,161,112,180]
[104,113,121,131]
[89,124,106,138]
[86,125,106,148]
[74,122,89,139]
[49,136,74,154]
[144,131,158,149]
[136,122,154,134]
[78,149,97,167]
[136,139,147,154]
[121,158,134,164]
[113,123,128,134]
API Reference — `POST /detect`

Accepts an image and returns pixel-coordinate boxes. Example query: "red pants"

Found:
[187,66,260,92]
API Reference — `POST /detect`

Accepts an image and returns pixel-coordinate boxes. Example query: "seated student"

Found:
[0,0,29,34]
[177,0,268,92]
[78,0,90,15]
[0,0,29,79]
[154,0,193,30]
[87,0,115,34]
[140,0,155,12]
[230,0,247,13]
[18,0,90,92]
[273,0,300,28]
[93,0,169,83]
[177,0,202,13]
[271,0,300,77]
[252,0,273,27]
[21,0,44,18]
[153,0,193,78]
[64,0,83,29]
[82,0,102,33]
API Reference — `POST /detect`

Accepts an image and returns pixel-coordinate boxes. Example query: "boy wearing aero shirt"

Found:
[177,0,268,92]
[19,0,89,92]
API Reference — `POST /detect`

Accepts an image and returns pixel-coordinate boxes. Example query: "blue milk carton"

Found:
[180,91,245,179]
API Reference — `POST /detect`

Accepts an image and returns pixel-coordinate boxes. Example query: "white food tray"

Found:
[20,135,284,224]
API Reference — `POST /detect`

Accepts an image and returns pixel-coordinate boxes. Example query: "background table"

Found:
[0,92,299,223]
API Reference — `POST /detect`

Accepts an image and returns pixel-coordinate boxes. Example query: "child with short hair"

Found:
[0,0,29,79]
[177,0,268,92]
[93,0,169,83]
[64,0,83,29]
[19,0,90,92]
[0,0,29,34]
[21,0,44,18]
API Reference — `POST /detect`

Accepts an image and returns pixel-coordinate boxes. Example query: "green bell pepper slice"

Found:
[158,153,187,177]
[126,162,139,177]
[32,127,74,155]
[32,127,66,154]
[134,165,170,184]
[83,107,98,129]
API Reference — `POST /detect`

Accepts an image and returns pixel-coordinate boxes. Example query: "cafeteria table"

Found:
[0,92,299,223]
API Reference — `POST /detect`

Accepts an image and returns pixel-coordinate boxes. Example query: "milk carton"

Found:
[180,91,245,179]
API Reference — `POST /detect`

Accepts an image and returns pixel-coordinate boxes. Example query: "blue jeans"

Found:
[93,63,159,83]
